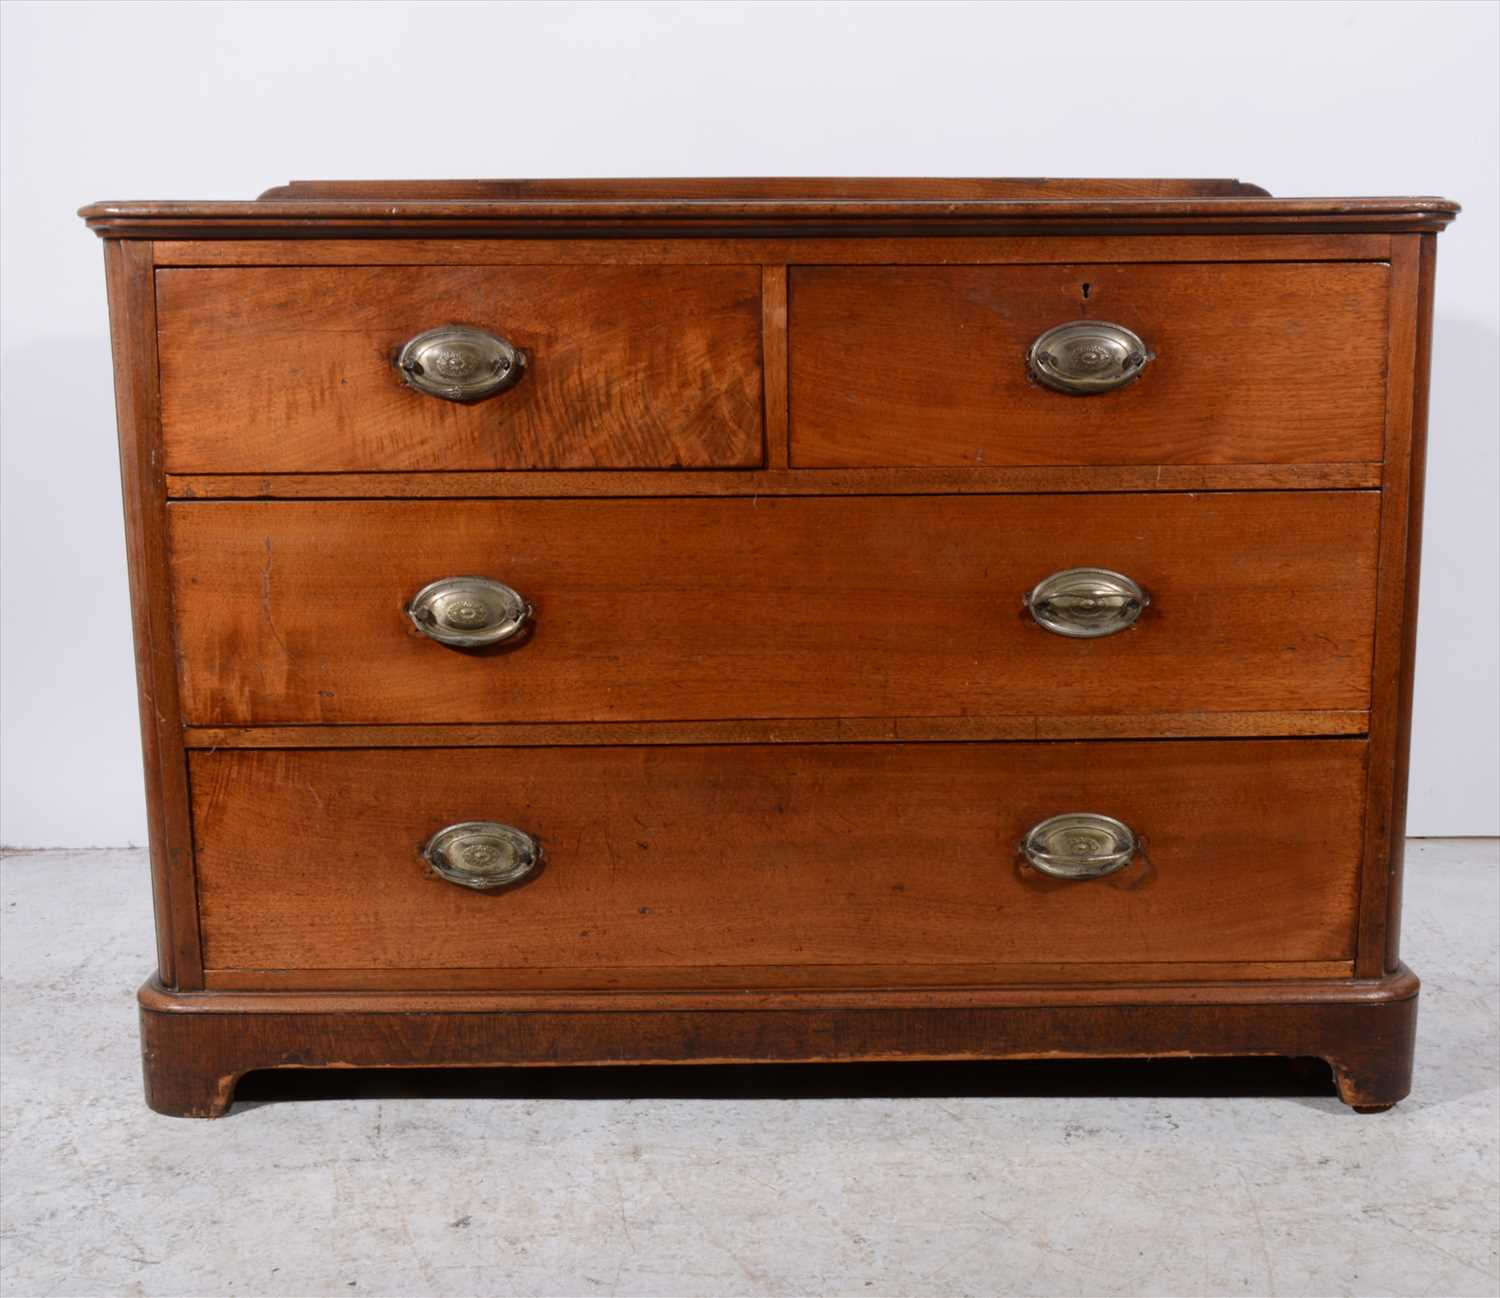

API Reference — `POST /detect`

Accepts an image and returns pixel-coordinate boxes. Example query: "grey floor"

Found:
[1,842,1496,1298]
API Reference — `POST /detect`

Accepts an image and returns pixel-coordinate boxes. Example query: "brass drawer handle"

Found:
[1025,567,1148,638]
[1028,321,1152,394]
[397,325,525,402]
[424,821,541,890]
[407,576,532,648]
[1021,813,1138,880]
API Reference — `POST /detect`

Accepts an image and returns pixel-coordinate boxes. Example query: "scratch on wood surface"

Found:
[259,538,288,656]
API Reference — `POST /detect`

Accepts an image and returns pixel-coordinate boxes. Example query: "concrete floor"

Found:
[0,841,1495,1298]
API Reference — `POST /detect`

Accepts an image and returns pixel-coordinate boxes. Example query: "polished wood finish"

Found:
[165,462,1384,500]
[168,492,1379,726]
[761,266,790,468]
[190,740,1366,978]
[790,263,1388,467]
[204,961,1356,993]
[1358,235,1438,977]
[1383,235,1439,973]
[156,266,764,472]
[102,241,202,989]
[138,968,1420,1118]
[84,180,1453,1113]
[183,710,1370,749]
[150,233,1397,268]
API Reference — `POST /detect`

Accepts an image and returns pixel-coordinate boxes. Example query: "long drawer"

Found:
[155,265,766,471]
[169,492,1380,726]
[789,262,1390,467]
[190,739,1367,986]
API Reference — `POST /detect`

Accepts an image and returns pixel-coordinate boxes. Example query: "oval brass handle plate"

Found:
[1028,321,1152,394]
[423,821,542,890]
[407,576,532,648]
[1021,813,1138,880]
[1025,567,1148,639]
[397,325,525,402]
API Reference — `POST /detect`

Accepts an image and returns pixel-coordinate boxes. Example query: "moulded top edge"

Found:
[77,192,1461,238]
[80,196,1462,217]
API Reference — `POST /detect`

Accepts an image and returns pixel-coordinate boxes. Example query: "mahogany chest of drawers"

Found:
[81,178,1457,1116]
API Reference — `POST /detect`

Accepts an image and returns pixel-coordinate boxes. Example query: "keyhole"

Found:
[1081,282,1092,301]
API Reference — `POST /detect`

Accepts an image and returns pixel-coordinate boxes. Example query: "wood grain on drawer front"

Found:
[155,266,764,471]
[190,740,1366,980]
[169,493,1380,725]
[789,263,1389,467]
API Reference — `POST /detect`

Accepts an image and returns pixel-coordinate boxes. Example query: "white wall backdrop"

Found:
[2,0,1496,845]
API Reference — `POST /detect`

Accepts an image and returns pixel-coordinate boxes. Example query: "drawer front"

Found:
[191,739,1366,982]
[789,263,1389,467]
[169,492,1379,725]
[156,266,765,471]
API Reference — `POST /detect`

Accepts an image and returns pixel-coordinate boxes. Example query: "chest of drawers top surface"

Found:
[85,178,1454,1115]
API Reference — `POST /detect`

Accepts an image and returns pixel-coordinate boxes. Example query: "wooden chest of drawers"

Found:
[82,178,1457,1116]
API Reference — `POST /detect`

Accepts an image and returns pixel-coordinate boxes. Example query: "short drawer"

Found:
[191,739,1366,986]
[155,266,765,471]
[169,492,1380,726]
[789,262,1390,467]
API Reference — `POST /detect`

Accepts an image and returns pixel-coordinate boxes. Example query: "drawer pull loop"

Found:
[397,325,525,402]
[407,576,532,648]
[1025,567,1148,638]
[1028,321,1152,394]
[1021,813,1138,880]
[423,821,542,891]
